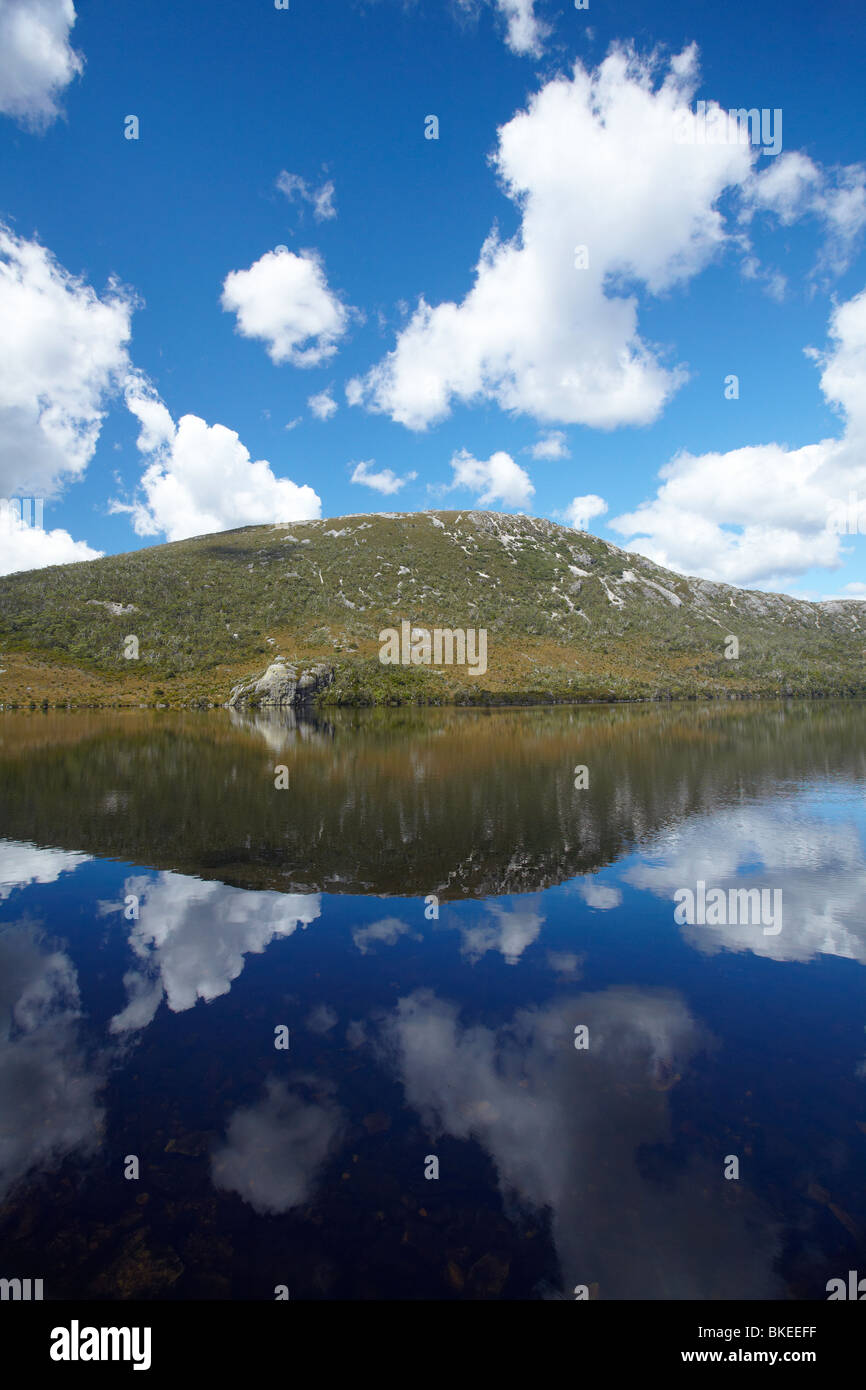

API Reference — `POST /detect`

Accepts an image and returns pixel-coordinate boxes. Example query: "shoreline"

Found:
[2,689,865,714]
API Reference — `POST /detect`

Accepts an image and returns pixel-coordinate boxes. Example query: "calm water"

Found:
[1,701,865,1300]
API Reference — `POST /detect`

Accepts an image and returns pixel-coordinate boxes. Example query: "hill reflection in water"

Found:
[0,701,864,1300]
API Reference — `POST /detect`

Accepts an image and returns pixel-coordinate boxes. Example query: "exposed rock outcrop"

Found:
[227,657,334,709]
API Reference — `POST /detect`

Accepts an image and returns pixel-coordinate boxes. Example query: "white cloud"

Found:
[276,170,337,222]
[0,0,83,129]
[350,459,416,496]
[448,448,534,509]
[0,225,133,498]
[530,430,569,460]
[349,45,757,430]
[308,388,338,421]
[744,151,822,224]
[0,509,101,575]
[116,378,321,542]
[813,287,866,430]
[312,183,337,221]
[456,0,548,57]
[613,443,840,588]
[123,386,174,454]
[493,0,548,57]
[742,152,866,277]
[611,286,866,588]
[221,247,352,367]
[565,494,607,531]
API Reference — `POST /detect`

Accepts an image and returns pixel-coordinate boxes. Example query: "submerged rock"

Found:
[227,657,334,709]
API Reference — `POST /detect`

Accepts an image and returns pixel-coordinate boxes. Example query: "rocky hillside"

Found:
[1,509,865,706]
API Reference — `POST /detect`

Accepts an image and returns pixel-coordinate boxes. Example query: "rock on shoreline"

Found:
[227,657,334,709]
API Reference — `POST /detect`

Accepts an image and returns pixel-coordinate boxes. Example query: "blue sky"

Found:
[1,0,865,598]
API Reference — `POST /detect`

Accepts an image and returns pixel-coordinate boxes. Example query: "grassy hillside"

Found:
[1,509,865,707]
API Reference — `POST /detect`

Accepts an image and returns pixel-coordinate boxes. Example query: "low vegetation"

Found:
[2,510,865,707]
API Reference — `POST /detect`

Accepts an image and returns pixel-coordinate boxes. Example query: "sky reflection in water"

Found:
[0,703,864,1299]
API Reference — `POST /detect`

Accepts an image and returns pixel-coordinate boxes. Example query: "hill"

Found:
[1,509,865,707]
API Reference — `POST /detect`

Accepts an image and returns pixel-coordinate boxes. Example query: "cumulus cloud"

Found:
[115,377,321,541]
[276,170,337,222]
[221,247,352,367]
[0,225,133,499]
[742,152,866,278]
[350,459,416,496]
[308,388,338,420]
[0,509,102,575]
[455,0,548,57]
[348,45,759,430]
[530,430,569,460]
[492,0,548,56]
[611,286,866,588]
[564,494,608,531]
[0,0,83,129]
[448,448,534,509]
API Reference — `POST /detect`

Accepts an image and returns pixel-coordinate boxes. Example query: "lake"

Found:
[1,701,865,1300]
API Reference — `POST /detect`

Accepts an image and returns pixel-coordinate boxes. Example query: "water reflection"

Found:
[625,797,866,962]
[0,922,104,1204]
[378,987,783,1298]
[101,873,321,1032]
[352,916,418,955]
[228,706,336,752]
[2,702,865,899]
[0,701,864,1299]
[458,901,546,964]
[212,1078,346,1216]
[0,839,91,899]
